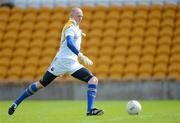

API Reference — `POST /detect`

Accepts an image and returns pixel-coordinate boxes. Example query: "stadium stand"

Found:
[0,0,180,82]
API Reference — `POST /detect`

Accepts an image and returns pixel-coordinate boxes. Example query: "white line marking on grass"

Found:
[78,113,180,123]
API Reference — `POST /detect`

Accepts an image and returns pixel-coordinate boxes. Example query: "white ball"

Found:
[126,100,142,115]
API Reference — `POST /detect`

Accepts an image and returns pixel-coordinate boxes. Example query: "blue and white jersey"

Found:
[55,19,82,62]
[47,19,84,76]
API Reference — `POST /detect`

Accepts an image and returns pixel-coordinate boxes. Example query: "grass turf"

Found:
[0,100,179,123]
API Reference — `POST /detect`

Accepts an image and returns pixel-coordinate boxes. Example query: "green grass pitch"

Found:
[0,100,179,123]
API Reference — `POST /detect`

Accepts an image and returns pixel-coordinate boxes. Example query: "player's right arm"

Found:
[66,35,79,55]
[65,27,93,65]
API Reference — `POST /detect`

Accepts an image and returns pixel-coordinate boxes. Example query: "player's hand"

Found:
[78,53,93,65]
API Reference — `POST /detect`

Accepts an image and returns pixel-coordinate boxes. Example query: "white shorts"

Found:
[47,57,84,76]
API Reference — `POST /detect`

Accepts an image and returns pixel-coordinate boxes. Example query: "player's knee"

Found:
[88,76,98,85]
[35,81,44,89]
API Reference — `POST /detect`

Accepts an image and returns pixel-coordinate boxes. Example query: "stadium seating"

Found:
[0,2,180,82]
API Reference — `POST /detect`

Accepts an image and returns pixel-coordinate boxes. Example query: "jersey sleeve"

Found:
[64,26,79,55]
[65,26,74,37]
[66,35,79,55]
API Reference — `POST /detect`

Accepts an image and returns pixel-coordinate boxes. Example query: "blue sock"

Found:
[87,84,97,112]
[14,83,38,106]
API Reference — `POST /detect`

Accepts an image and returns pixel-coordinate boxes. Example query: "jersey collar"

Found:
[69,18,78,26]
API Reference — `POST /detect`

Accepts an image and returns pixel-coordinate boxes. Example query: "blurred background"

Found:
[0,0,180,100]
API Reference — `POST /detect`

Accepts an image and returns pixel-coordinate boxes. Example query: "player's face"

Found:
[74,11,83,25]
